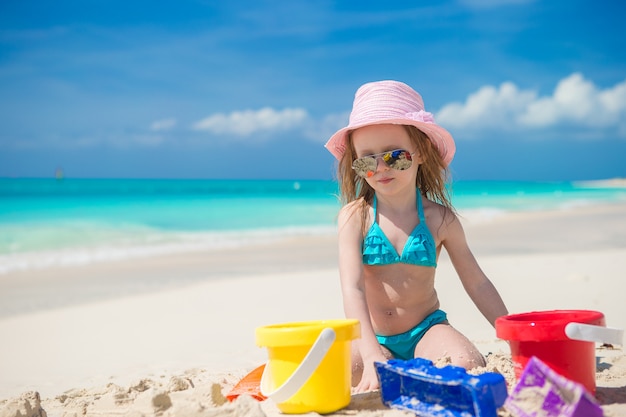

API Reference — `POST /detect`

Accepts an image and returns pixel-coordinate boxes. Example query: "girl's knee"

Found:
[415,324,486,370]
[351,360,363,387]
[351,346,364,386]
[449,348,486,370]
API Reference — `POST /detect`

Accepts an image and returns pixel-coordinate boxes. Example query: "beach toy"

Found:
[375,357,507,417]
[255,319,360,414]
[505,356,603,417]
[226,364,267,402]
[496,309,624,394]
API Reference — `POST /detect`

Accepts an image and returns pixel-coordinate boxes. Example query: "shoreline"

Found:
[1,189,624,271]
[2,202,625,319]
[1,202,625,415]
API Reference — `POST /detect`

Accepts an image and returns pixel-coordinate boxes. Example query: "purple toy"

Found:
[505,356,603,417]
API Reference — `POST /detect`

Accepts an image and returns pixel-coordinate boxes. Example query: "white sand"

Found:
[1,203,625,416]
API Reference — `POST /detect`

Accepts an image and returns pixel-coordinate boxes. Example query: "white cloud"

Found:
[192,107,308,136]
[150,118,177,131]
[436,73,626,138]
[303,111,350,143]
[437,82,536,130]
[520,73,626,129]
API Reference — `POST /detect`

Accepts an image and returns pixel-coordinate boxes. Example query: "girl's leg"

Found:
[413,323,486,369]
[350,343,364,386]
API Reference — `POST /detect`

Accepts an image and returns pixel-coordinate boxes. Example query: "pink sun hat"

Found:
[324,80,456,167]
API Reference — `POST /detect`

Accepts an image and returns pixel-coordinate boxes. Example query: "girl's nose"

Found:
[375,156,389,171]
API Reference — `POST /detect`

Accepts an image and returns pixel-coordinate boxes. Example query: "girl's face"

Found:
[351,124,421,189]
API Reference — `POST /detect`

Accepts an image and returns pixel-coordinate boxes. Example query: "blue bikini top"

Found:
[362,192,437,267]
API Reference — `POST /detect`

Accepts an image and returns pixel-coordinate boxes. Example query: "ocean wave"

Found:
[0,225,337,275]
[456,208,508,223]
[573,178,626,189]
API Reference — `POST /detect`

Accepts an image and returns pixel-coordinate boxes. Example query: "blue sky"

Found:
[1,0,625,181]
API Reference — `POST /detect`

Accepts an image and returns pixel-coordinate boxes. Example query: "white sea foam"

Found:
[0,225,337,275]
[3,178,625,275]
[457,208,508,224]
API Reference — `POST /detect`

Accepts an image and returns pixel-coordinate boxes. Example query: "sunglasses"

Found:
[351,149,414,178]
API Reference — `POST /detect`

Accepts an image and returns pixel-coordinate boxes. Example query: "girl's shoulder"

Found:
[338,197,371,228]
[422,197,460,234]
[422,196,453,216]
[339,197,367,217]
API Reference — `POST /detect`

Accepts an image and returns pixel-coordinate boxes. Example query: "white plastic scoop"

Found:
[565,322,624,345]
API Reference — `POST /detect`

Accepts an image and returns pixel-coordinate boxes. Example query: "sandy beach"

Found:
[1,202,626,416]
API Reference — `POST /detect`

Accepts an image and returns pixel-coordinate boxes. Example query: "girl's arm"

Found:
[441,212,508,325]
[337,203,387,392]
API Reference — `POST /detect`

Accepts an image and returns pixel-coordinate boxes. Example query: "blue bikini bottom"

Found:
[376,309,448,360]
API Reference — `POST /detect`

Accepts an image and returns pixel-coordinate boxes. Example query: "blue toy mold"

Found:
[375,358,507,417]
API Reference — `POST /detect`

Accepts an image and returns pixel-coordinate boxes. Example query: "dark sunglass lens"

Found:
[352,156,377,178]
[387,150,412,170]
[352,150,412,177]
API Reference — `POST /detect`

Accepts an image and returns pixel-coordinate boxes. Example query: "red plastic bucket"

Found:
[495,310,605,394]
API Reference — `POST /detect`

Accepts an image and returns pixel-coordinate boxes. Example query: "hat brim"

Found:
[324,119,456,167]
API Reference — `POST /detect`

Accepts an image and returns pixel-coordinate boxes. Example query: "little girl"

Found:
[325,80,508,393]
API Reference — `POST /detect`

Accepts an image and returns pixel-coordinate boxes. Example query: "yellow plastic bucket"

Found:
[255,319,360,414]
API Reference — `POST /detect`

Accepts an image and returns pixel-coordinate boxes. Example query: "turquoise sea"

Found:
[1,178,625,274]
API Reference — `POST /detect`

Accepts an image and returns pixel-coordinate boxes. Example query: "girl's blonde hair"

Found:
[337,125,453,233]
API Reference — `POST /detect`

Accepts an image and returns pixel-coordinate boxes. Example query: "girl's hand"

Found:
[354,358,384,393]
